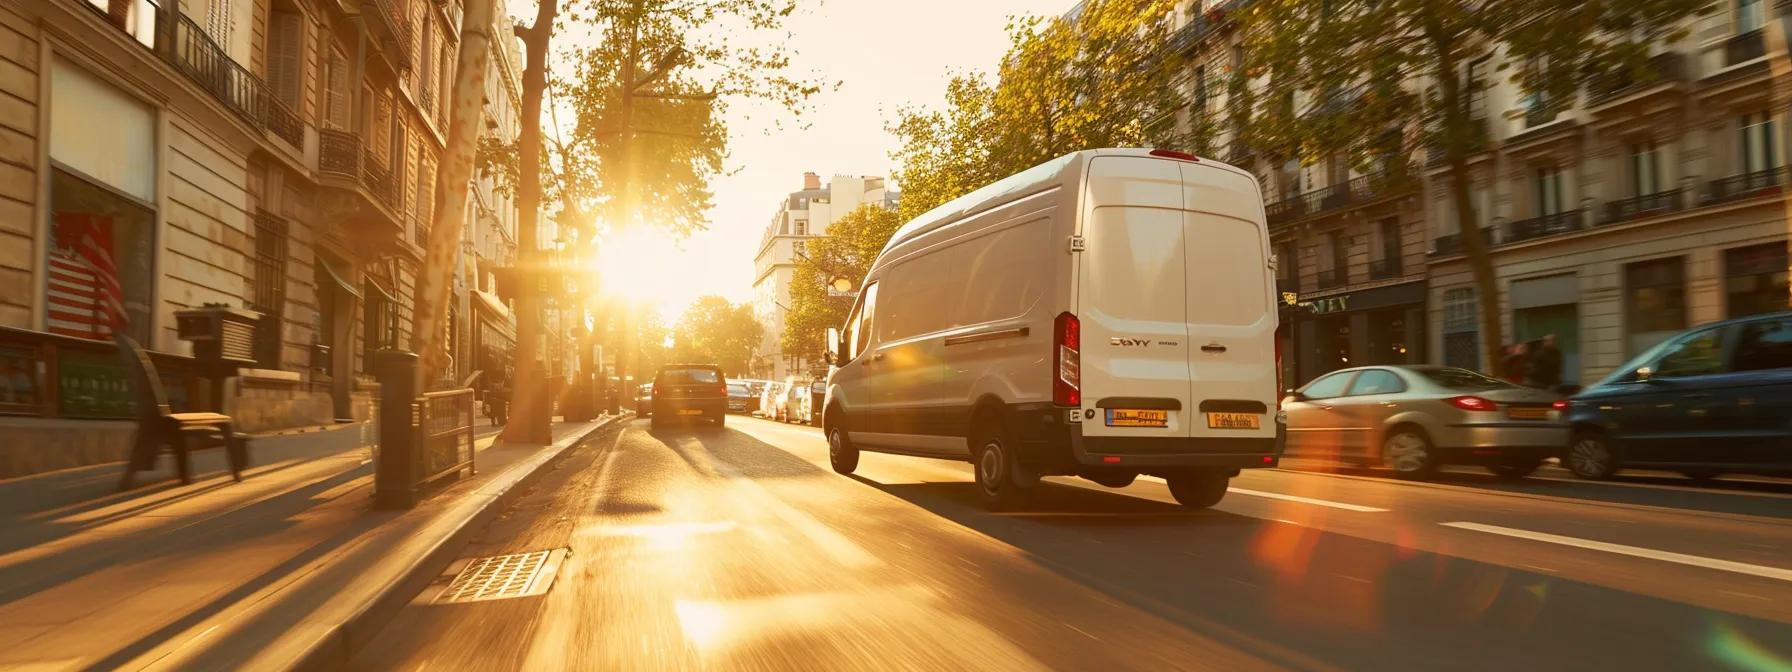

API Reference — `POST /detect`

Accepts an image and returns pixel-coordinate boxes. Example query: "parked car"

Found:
[809,385,826,426]
[820,149,1281,510]
[783,383,813,424]
[651,364,728,428]
[1282,365,1568,479]
[634,383,654,417]
[759,381,786,419]
[1565,311,1792,480]
[726,381,754,414]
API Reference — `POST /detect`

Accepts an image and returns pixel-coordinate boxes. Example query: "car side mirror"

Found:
[1285,389,1304,401]
[1635,366,1654,383]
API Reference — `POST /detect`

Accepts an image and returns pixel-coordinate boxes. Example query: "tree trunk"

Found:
[411,0,496,385]
[1425,15,1504,374]
[503,0,557,445]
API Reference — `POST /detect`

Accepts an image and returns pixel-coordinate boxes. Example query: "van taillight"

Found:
[1054,312,1080,407]
[1274,336,1284,411]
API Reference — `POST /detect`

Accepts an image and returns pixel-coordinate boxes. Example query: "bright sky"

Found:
[508,0,1068,320]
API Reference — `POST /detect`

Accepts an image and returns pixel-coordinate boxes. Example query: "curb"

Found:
[284,414,627,671]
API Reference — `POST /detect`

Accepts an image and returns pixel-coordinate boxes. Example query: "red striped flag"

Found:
[46,213,126,339]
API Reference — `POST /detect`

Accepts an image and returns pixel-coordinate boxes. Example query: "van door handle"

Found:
[1201,344,1227,353]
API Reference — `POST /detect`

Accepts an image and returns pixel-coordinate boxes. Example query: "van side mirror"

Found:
[824,327,845,367]
[1284,388,1304,401]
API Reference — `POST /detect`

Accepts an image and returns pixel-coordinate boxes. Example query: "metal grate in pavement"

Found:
[434,549,566,604]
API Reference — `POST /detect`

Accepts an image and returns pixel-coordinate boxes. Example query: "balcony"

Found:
[1586,53,1685,109]
[1164,0,1252,56]
[1605,189,1685,224]
[1425,118,1489,167]
[1705,166,1786,207]
[1505,209,1587,245]
[1726,29,1766,67]
[318,129,404,236]
[1266,170,1410,230]
[1369,257,1402,280]
[1429,227,1495,257]
[1316,267,1347,290]
[362,0,415,72]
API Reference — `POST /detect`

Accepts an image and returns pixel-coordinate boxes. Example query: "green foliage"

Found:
[552,0,828,238]
[672,295,763,377]
[889,0,1184,220]
[780,204,903,365]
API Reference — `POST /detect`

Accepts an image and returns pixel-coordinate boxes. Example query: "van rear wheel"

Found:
[972,421,1035,511]
[1165,470,1228,509]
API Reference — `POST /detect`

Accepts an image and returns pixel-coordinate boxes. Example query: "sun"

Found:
[593,227,708,319]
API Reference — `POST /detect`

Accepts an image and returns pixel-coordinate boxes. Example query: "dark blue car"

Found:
[1564,311,1792,480]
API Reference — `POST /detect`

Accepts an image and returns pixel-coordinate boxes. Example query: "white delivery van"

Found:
[821,148,1283,510]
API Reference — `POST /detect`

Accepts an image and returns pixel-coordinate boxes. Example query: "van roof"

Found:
[878,148,1250,256]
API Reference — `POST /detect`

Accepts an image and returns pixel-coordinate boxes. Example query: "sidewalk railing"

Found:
[415,388,476,487]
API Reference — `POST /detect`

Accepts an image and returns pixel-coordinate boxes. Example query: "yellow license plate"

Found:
[1106,409,1168,428]
[1508,407,1549,420]
[677,409,703,416]
[1206,412,1260,429]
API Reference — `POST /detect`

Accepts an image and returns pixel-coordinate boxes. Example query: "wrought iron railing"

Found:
[319,129,362,178]
[264,98,305,147]
[414,387,476,486]
[1605,189,1684,224]
[1587,53,1684,106]
[1726,29,1766,67]
[1706,166,1786,206]
[365,0,415,70]
[363,149,396,202]
[1425,118,1488,167]
[1506,209,1586,244]
[1267,170,1407,228]
[1164,0,1252,55]
[1369,257,1402,280]
[165,12,263,124]
[1430,227,1496,257]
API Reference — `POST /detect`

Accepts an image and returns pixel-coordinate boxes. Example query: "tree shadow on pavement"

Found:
[645,423,830,481]
[855,475,1792,672]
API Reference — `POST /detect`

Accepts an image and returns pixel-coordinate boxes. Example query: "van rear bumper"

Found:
[1003,403,1284,474]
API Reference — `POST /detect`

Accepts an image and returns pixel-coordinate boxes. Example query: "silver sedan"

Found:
[1281,365,1569,479]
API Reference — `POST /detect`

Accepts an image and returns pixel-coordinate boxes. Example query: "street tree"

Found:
[673,296,763,377]
[890,0,1184,219]
[410,0,496,384]
[502,0,562,444]
[781,204,903,366]
[1237,0,1709,372]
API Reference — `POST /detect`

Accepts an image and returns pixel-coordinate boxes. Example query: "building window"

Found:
[324,48,352,130]
[1194,63,1210,113]
[1630,142,1660,196]
[1464,57,1488,119]
[89,0,163,48]
[1738,0,1764,33]
[1276,242,1297,291]
[1534,165,1564,216]
[795,219,808,236]
[1442,288,1479,370]
[1725,243,1790,318]
[203,0,232,47]
[1326,229,1346,275]
[1625,257,1687,355]
[46,58,158,344]
[792,240,806,256]
[1377,218,1400,261]
[267,7,303,108]
[1740,112,1779,174]
[251,212,289,367]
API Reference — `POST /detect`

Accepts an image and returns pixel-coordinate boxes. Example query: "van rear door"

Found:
[1179,161,1278,446]
[1077,157,1194,438]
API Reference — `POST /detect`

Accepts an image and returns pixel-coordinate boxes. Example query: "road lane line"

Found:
[1441,521,1792,583]
[1224,487,1389,513]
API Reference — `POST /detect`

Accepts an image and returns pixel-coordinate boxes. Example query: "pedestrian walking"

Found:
[1501,342,1529,384]
[1527,334,1564,391]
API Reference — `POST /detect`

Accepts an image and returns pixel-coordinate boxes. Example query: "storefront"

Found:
[1283,281,1427,386]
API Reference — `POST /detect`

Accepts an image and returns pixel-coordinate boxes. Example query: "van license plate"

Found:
[677,409,703,416]
[1106,409,1168,428]
[1206,412,1260,429]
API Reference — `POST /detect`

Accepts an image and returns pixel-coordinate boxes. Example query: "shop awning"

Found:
[319,259,361,300]
[364,276,398,304]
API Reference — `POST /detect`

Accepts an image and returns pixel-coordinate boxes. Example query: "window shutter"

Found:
[206,0,232,46]
[373,91,393,165]
[269,12,303,108]
[325,50,351,129]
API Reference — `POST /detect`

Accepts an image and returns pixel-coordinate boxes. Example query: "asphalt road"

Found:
[353,416,1792,671]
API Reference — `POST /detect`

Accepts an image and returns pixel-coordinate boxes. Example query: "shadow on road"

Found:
[849,473,1792,671]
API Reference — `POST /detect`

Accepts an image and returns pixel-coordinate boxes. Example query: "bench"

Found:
[117,335,250,490]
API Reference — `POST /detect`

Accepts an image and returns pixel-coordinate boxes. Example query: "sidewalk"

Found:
[0,415,621,671]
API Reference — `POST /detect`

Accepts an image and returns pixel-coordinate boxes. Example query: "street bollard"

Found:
[374,349,421,509]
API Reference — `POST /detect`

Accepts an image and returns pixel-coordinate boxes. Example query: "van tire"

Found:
[827,422,858,475]
[972,421,1035,511]
[1165,470,1228,509]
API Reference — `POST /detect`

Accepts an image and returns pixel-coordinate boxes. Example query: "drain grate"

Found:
[434,549,566,604]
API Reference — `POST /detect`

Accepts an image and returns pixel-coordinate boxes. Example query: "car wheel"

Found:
[1382,429,1438,480]
[1165,470,1228,508]
[1566,433,1620,480]
[1489,457,1543,480]
[827,421,858,475]
[972,421,1035,511]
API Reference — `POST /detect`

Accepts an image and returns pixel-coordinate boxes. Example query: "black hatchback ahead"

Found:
[651,364,728,428]
[1565,311,1792,480]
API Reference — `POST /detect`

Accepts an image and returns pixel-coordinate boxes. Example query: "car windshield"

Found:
[1414,367,1514,391]
[727,383,749,395]
[658,367,720,384]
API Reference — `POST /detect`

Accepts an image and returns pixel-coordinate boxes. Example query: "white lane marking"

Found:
[1224,487,1389,513]
[1132,476,1383,512]
[1441,521,1792,583]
